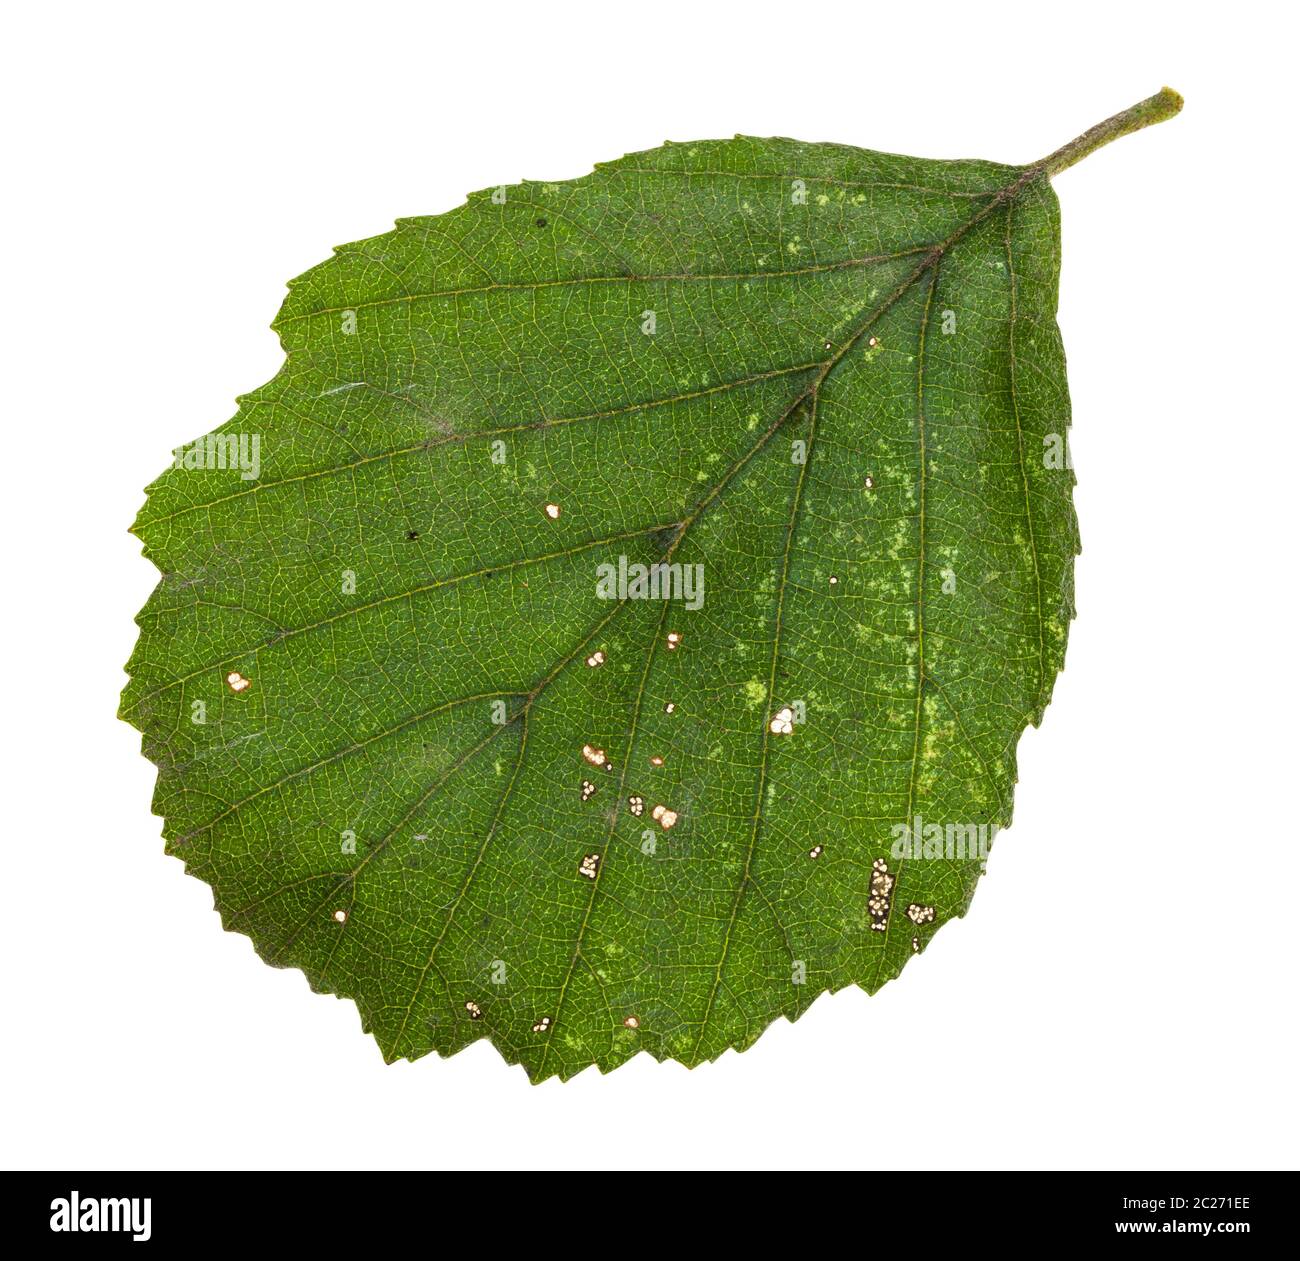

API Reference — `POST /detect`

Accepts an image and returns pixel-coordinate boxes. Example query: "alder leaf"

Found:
[122,90,1181,1081]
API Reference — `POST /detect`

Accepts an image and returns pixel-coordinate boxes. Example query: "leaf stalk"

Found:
[1036,87,1183,178]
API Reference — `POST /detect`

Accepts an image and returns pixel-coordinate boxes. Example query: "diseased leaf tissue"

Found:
[123,91,1180,1081]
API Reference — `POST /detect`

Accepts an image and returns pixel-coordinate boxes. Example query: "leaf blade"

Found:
[124,106,1173,1079]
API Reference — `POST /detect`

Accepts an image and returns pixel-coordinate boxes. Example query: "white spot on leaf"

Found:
[651,805,679,830]
[869,858,894,932]
[769,707,795,735]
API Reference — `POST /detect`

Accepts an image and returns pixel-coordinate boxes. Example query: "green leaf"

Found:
[123,90,1181,1081]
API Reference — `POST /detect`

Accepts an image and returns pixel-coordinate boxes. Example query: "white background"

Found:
[3,1,1296,1171]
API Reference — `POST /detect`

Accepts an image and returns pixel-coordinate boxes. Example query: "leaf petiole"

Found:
[1035,86,1183,178]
